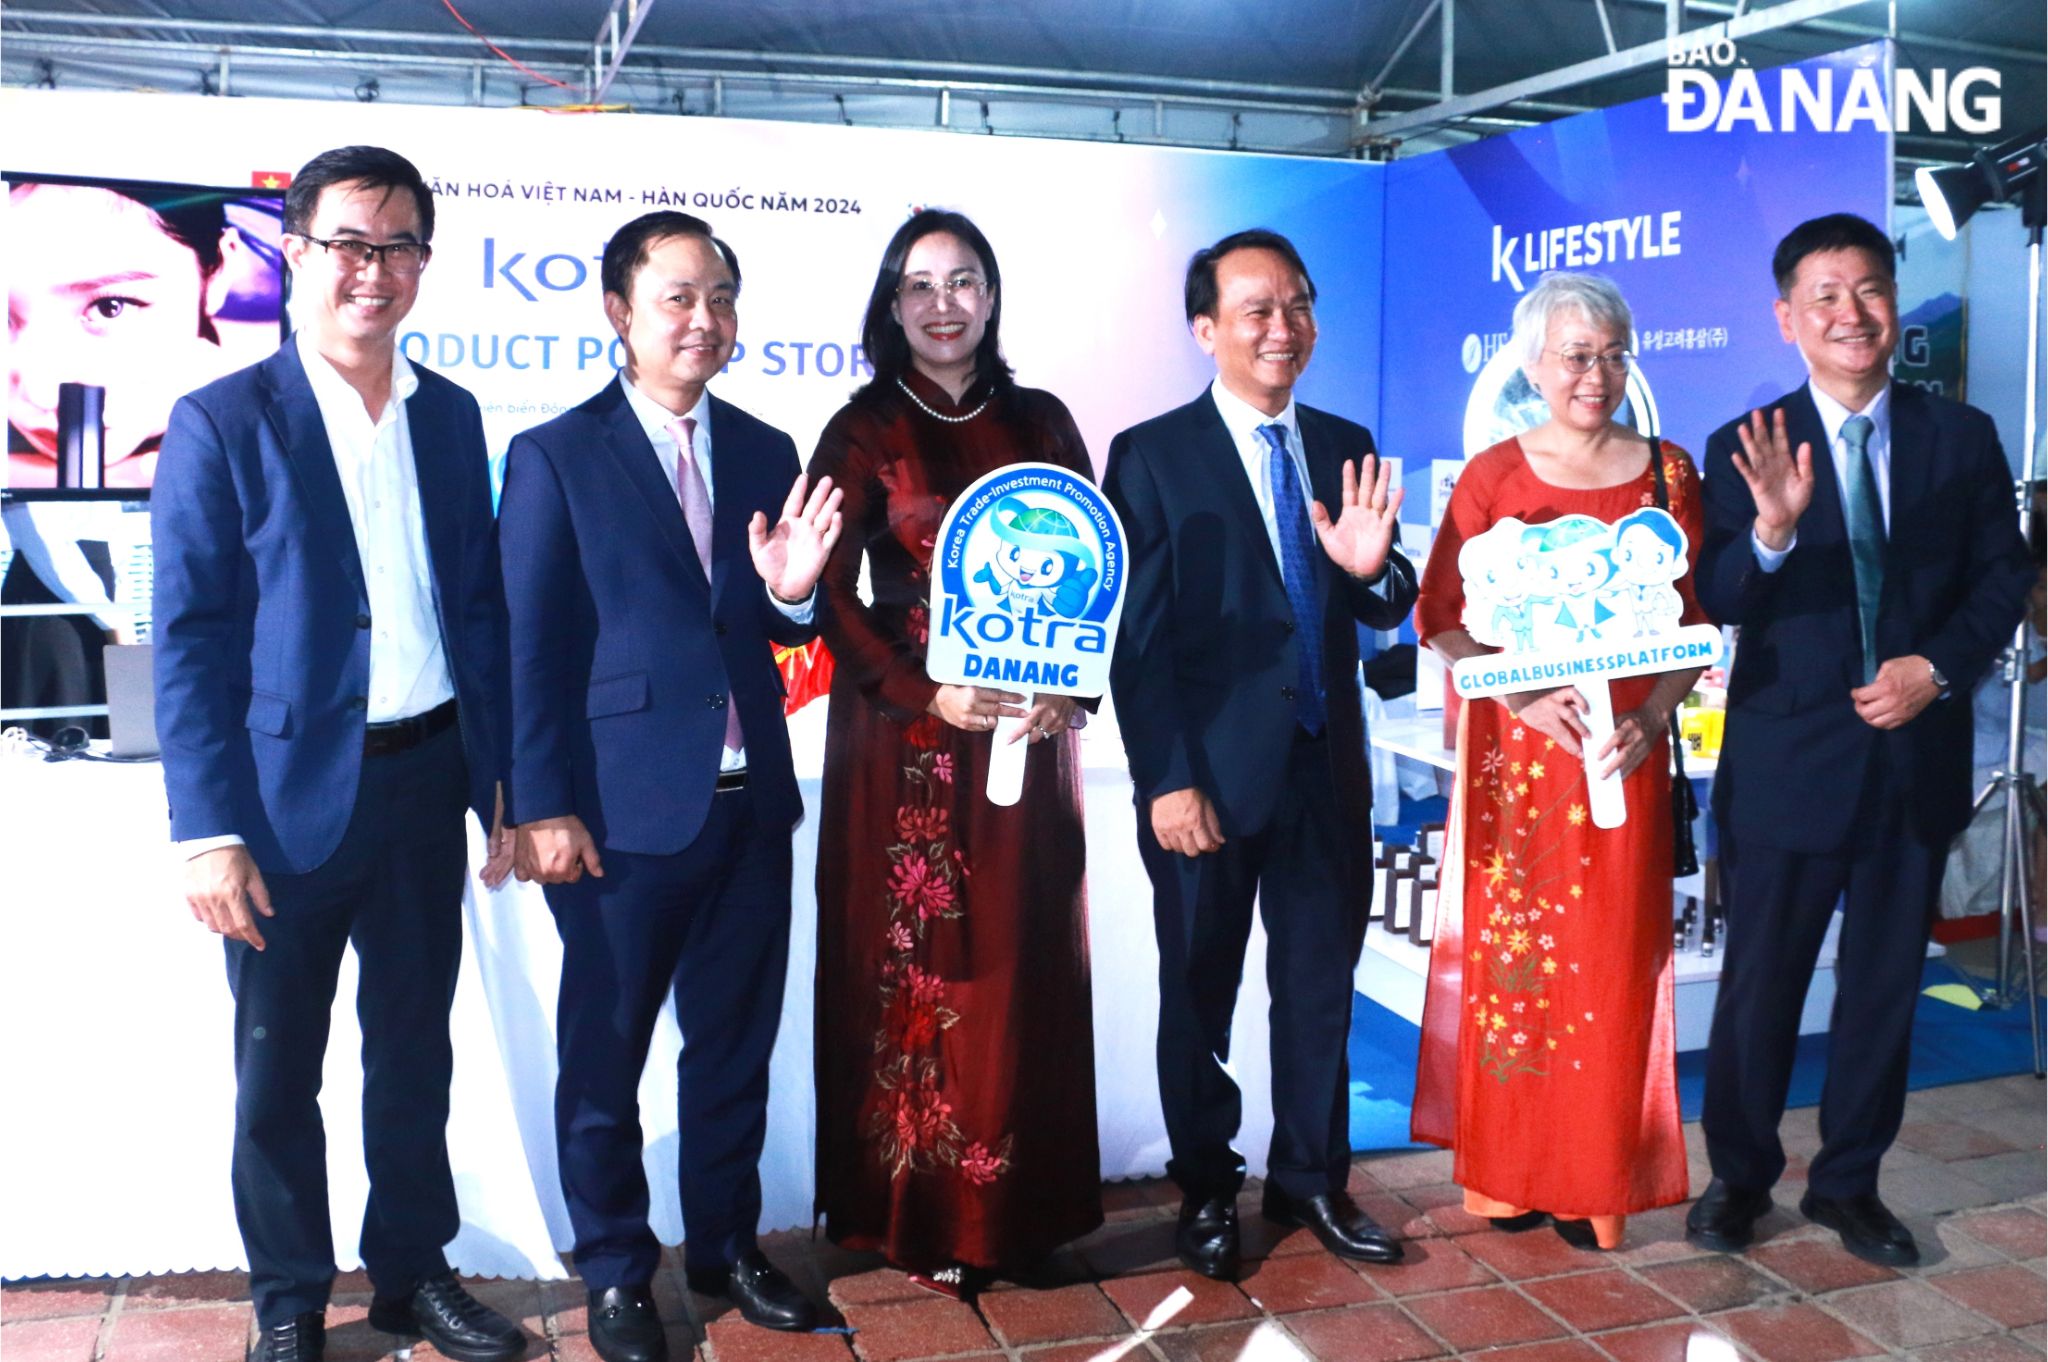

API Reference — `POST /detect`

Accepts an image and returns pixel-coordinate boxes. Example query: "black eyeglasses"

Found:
[293,233,432,275]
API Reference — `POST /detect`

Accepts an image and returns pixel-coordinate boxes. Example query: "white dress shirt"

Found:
[1752,381,1892,572]
[303,332,453,720]
[619,375,814,773]
[1209,377,1318,586]
[181,333,453,858]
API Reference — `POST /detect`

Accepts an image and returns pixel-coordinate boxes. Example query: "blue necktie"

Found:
[1258,423,1326,735]
[1840,414,1885,685]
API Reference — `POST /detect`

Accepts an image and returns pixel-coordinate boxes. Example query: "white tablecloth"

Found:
[0,703,1281,1280]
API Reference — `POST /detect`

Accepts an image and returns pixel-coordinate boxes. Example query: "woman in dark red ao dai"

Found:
[808,210,1102,1297]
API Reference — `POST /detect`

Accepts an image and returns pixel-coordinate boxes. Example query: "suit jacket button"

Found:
[707,694,725,709]
[714,622,729,637]
[1280,686,1297,702]
[355,613,372,629]
[1284,620,1296,634]
[348,695,368,711]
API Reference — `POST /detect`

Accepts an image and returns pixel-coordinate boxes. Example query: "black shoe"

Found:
[255,1313,325,1362]
[586,1284,668,1362]
[367,1272,526,1362]
[1551,1217,1606,1251]
[1175,1195,1242,1281]
[1261,1187,1404,1264]
[686,1248,817,1332]
[1684,1178,1774,1252]
[1489,1210,1549,1233]
[1800,1191,1921,1267]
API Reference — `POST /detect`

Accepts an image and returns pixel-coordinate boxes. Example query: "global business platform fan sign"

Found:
[1451,508,1720,828]
[926,462,1128,806]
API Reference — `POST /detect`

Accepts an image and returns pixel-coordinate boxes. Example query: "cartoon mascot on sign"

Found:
[973,496,1099,619]
[1458,525,1539,652]
[1606,507,1689,639]
[1522,515,1618,645]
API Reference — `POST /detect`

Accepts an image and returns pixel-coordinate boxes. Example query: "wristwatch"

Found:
[1929,660,1950,695]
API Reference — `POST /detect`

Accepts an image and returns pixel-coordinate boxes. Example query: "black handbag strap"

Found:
[1644,437,1682,731]
[1645,433,1701,838]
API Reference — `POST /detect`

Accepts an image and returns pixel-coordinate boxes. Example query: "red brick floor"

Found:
[4,1073,2042,1360]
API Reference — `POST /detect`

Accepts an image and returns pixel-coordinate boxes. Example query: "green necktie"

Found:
[1840,414,1884,685]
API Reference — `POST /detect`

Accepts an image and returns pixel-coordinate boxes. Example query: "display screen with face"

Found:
[5,174,286,492]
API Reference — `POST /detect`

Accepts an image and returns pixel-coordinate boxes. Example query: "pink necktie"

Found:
[669,416,744,754]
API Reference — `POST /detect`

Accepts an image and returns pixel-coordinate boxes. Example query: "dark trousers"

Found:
[1136,734,1367,1202]
[547,783,792,1289]
[1702,777,1945,1199]
[225,723,468,1328]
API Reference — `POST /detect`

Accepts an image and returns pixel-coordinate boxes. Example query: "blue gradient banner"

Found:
[1377,41,1892,513]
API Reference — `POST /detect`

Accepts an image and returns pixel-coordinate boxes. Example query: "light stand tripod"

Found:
[1919,132,2048,1075]
[1970,178,2044,1080]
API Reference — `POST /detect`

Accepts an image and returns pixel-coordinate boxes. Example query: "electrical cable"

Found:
[0,725,158,763]
[438,0,576,91]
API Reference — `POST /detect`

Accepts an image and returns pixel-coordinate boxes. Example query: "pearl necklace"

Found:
[897,376,990,424]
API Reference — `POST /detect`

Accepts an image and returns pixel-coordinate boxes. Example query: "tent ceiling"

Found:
[4,0,2040,179]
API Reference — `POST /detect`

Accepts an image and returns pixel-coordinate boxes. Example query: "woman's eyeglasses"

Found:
[898,274,987,304]
[1552,348,1632,376]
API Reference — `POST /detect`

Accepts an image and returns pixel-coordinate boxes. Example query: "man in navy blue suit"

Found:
[1689,213,2032,1266]
[153,146,524,1362]
[499,211,841,1362]
[1105,229,1418,1282]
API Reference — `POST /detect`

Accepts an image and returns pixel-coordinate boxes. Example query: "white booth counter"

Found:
[0,703,1281,1281]
[5,691,1883,1280]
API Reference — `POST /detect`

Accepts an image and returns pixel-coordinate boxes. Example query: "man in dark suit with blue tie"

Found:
[1689,213,2032,1266]
[499,211,841,1362]
[1105,229,1418,1281]
[154,146,524,1362]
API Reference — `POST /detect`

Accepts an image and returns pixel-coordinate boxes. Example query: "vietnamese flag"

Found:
[251,170,292,191]
[774,639,835,715]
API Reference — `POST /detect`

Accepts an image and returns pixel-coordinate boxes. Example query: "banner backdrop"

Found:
[0,54,1897,1279]
[1377,41,1893,512]
[1,88,1387,483]
[0,86,1391,1274]
[1,59,1892,651]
